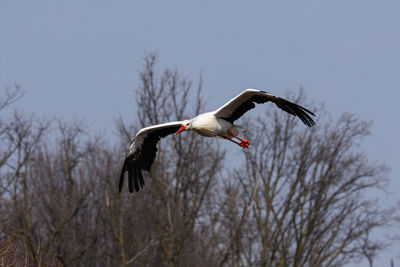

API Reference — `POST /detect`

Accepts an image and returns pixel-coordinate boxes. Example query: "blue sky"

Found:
[1,1,399,264]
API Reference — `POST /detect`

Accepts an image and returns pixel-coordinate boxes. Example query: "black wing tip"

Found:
[119,156,146,194]
[295,103,316,128]
[276,97,316,128]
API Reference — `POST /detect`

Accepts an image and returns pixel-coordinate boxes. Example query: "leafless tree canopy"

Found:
[0,54,394,267]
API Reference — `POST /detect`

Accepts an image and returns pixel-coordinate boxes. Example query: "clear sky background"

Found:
[1,1,399,265]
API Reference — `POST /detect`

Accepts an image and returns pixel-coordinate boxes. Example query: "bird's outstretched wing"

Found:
[213,89,315,127]
[119,121,182,193]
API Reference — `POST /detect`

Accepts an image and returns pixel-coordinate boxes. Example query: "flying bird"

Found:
[119,89,315,193]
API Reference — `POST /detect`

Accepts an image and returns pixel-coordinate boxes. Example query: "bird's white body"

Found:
[191,112,236,138]
[120,89,315,193]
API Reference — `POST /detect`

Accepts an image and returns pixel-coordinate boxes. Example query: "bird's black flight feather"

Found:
[223,92,315,127]
[119,125,181,193]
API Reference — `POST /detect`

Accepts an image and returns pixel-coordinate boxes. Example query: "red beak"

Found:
[175,125,186,135]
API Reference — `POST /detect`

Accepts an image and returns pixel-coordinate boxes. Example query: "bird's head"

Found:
[175,120,192,135]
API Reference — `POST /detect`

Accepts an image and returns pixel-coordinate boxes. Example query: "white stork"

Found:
[120,89,315,193]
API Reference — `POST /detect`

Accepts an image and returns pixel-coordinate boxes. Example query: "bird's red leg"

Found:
[226,130,250,148]
[223,137,250,149]
[235,137,250,145]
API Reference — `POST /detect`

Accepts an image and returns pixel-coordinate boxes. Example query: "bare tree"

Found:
[0,91,110,265]
[0,84,23,111]
[0,85,24,193]
[116,52,224,267]
[216,92,390,267]
[0,111,51,265]
[0,59,394,267]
